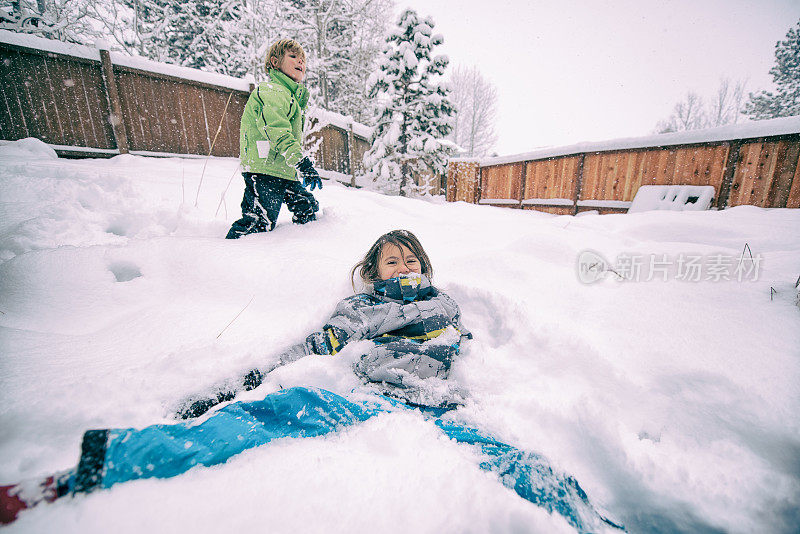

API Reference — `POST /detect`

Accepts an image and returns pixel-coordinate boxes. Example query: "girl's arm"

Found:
[174,292,467,419]
[294,291,466,358]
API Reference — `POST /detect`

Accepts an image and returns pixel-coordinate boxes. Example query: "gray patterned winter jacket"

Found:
[279,274,471,396]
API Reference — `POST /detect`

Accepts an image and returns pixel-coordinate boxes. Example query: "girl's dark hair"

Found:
[351,230,433,288]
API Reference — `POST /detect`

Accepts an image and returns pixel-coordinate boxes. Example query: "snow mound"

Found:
[0,138,59,160]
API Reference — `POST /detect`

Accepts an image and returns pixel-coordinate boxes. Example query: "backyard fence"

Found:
[447,118,800,213]
[0,30,371,180]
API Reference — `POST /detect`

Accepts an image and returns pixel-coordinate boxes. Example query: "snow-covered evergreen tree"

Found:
[362,8,454,196]
[744,19,800,120]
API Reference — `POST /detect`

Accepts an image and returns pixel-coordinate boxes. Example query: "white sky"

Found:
[399,0,800,155]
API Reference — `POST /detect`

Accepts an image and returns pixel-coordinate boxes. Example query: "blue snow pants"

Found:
[75,387,620,533]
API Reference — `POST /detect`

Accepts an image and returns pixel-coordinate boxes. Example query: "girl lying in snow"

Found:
[0,230,623,532]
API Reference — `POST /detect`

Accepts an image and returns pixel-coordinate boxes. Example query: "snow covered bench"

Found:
[628,185,715,213]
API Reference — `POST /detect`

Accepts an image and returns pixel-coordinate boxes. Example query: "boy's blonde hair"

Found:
[266,39,306,74]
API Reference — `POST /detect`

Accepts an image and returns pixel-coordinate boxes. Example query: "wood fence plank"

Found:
[540,160,553,198]
[187,85,205,154]
[147,75,166,150]
[732,143,759,206]
[52,56,81,146]
[696,146,711,186]
[563,157,578,199]
[133,71,151,150]
[115,71,135,149]
[88,62,115,149]
[175,81,191,154]
[787,150,800,208]
[712,145,727,191]
[752,141,779,207]
[65,59,93,147]
[0,51,18,139]
[631,150,647,198]
[580,154,598,200]
[585,154,600,199]
[214,90,232,156]
[768,140,799,208]
[73,61,100,147]
[11,49,37,140]
[149,76,168,152]
[199,90,212,154]
[33,53,61,142]
[664,148,678,185]
[706,145,721,187]
[16,50,43,139]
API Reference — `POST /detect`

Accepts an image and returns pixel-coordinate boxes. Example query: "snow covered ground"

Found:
[1,138,799,533]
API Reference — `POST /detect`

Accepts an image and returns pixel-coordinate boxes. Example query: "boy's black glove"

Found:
[296,157,322,190]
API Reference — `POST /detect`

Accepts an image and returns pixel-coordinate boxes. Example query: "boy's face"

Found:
[272,50,305,83]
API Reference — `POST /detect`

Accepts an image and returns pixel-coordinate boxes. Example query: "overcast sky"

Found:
[399,0,800,155]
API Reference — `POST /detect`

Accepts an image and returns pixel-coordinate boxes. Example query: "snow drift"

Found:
[1,138,799,533]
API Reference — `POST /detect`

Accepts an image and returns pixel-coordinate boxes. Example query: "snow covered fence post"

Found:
[96,41,129,155]
[446,159,480,203]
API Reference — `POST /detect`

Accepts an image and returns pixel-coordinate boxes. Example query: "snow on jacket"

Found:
[239,68,309,180]
[279,274,472,400]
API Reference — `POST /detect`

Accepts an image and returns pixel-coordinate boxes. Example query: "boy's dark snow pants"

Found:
[72,387,619,533]
[226,173,319,239]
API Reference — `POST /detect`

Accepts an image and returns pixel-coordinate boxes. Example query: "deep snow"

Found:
[1,139,799,533]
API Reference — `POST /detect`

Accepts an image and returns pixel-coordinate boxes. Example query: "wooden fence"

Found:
[0,31,370,178]
[447,121,800,213]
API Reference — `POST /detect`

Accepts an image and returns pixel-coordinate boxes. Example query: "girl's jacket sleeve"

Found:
[278,290,469,365]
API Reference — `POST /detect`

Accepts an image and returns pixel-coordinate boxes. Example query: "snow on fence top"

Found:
[455,115,800,166]
[307,108,373,140]
[0,30,374,139]
[0,29,253,92]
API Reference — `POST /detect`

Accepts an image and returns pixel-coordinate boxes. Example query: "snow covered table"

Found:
[628,185,715,213]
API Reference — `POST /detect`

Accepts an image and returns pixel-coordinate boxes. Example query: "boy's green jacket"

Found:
[240,68,309,181]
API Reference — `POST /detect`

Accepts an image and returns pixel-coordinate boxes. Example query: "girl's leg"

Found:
[433,419,622,533]
[78,387,382,492]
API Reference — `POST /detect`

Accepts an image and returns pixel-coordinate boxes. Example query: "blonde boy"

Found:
[226,39,321,239]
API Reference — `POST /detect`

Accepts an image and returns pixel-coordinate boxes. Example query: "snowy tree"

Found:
[744,19,800,120]
[708,78,747,127]
[447,65,497,157]
[0,0,106,42]
[655,79,747,133]
[287,0,392,123]
[236,0,303,82]
[655,91,706,133]
[362,8,455,196]
[118,0,250,77]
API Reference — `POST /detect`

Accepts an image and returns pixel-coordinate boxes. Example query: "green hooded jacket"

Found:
[240,68,309,181]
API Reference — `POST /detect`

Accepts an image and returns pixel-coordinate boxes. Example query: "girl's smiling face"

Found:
[378,243,422,280]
